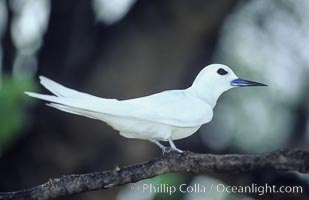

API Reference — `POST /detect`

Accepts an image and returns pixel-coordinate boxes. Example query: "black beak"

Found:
[231,78,267,87]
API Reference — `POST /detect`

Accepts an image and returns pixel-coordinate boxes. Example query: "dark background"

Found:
[1,0,309,199]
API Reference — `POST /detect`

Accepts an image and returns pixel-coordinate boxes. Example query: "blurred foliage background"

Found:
[0,0,309,199]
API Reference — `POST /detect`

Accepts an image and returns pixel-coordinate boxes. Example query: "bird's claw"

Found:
[174,148,184,153]
[162,147,184,155]
[162,147,172,155]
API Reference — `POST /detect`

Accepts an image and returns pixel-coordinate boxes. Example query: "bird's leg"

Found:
[151,140,168,152]
[168,137,184,153]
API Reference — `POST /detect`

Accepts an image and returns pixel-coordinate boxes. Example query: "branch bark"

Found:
[1,148,309,200]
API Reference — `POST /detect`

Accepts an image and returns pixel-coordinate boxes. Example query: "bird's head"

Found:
[190,64,266,107]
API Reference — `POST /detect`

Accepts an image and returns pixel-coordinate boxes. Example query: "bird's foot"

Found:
[162,147,172,155]
[162,147,184,155]
[167,137,184,154]
[171,147,184,153]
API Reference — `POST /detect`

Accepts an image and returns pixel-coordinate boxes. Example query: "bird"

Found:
[25,64,266,153]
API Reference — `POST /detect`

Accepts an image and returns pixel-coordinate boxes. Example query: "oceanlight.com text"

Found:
[132,183,303,196]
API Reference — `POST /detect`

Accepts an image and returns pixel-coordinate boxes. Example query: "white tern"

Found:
[25,64,266,153]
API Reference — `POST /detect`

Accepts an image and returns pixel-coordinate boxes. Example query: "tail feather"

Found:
[26,76,118,102]
[25,76,121,120]
[39,76,81,97]
[38,76,115,102]
[25,91,112,111]
[47,103,97,119]
[25,91,113,121]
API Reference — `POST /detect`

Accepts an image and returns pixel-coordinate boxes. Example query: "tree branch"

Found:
[1,148,309,200]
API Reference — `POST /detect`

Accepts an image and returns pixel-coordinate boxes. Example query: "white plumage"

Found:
[25,64,266,153]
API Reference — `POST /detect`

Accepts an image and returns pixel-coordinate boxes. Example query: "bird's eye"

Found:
[217,68,228,75]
